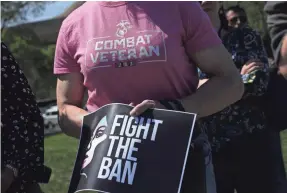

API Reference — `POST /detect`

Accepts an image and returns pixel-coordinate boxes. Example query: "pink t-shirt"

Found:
[54,1,221,112]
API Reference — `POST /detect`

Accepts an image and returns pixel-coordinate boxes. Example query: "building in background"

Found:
[5,2,86,106]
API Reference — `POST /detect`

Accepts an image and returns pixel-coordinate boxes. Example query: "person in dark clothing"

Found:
[199,2,287,193]
[262,33,274,60]
[263,4,287,191]
[264,2,287,132]
[199,2,269,151]
[1,42,51,193]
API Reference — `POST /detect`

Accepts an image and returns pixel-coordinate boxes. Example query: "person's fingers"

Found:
[278,65,287,79]
[245,65,261,74]
[129,102,135,106]
[241,62,263,75]
[243,62,256,72]
[245,62,263,71]
[246,62,257,67]
[130,100,155,116]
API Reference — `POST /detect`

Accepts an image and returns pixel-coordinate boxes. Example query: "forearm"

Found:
[279,65,287,79]
[279,35,287,78]
[265,2,287,65]
[58,104,89,139]
[181,74,243,118]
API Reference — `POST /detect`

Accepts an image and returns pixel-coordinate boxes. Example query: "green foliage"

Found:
[41,134,78,193]
[1,1,56,99]
[282,130,287,171]
[2,28,56,99]
[1,1,52,29]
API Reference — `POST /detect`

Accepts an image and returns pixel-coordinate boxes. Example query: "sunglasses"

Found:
[229,16,247,24]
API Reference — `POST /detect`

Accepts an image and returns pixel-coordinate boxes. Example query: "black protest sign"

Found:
[68,103,196,193]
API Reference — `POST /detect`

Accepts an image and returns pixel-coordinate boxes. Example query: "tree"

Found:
[1,1,57,99]
[2,28,57,99]
[1,1,53,30]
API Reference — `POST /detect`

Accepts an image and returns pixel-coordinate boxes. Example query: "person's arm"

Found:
[180,44,244,118]
[231,28,269,98]
[54,23,88,139]
[56,73,88,138]
[131,3,244,118]
[198,28,270,97]
[130,43,244,118]
[130,3,243,118]
[279,35,287,79]
[178,2,244,118]
[265,1,287,78]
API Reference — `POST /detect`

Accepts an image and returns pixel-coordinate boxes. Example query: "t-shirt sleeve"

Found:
[178,2,222,56]
[54,23,80,74]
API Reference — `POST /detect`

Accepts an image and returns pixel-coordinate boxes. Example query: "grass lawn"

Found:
[282,130,287,171]
[41,134,78,193]
[41,131,287,193]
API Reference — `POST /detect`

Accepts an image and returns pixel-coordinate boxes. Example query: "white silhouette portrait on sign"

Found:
[80,116,108,178]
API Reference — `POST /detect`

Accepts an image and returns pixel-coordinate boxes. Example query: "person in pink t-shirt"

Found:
[54,1,243,192]
[54,1,243,138]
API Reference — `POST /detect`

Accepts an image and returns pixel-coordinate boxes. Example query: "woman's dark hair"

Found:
[218,5,248,35]
[218,4,229,35]
[226,5,248,20]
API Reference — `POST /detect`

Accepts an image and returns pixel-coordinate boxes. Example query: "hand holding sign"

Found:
[129,100,167,117]
[68,103,196,193]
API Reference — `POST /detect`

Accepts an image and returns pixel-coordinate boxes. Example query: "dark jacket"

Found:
[1,42,51,193]
[198,26,269,151]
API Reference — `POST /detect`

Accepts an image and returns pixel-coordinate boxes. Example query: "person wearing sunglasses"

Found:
[226,5,248,29]
[199,2,286,193]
